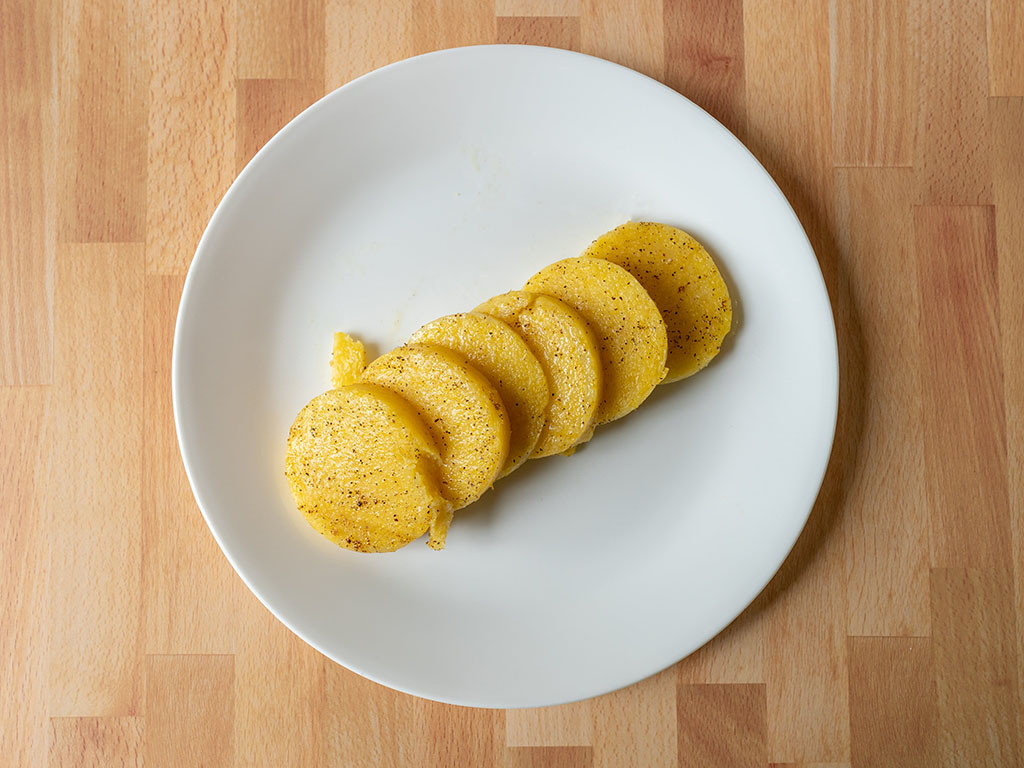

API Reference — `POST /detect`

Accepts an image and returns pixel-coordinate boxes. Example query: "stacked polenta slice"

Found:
[285,222,732,553]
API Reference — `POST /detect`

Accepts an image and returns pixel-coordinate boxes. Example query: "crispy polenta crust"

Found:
[524,257,667,424]
[285,384,453,552]
[476,291,601,457]
[411,312,548,475]
[362,344,510,508]
[583,221,732,382]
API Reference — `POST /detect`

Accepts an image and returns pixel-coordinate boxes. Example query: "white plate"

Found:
[173,45,838,708]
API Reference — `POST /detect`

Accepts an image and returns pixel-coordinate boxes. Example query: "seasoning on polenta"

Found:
[582,221,731,382]
[524,257,667,425]
[362,343,510,509]
[476,291,602,457]
[285,384,452,552]
[286,220,734,553]
[411,312,549,476]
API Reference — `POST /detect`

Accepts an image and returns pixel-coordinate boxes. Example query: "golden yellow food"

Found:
[330,331,366,388]
[285,384,453,552]
[475,291,601,457]
[362,343,510,508]
[291,219,733,553]
[582,221,732,382]
[410,312,548,475]
[524,257,667,424]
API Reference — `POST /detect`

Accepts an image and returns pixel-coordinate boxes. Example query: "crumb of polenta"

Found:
[330,331,366,388]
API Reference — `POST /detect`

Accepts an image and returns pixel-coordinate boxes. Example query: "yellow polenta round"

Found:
[362,343,510,508]
[524,257,667,424]
[285,384,453,552]
[583,221,732,382]
[475,291,601,457]
[411,312,548,475]
[329,331,366,388]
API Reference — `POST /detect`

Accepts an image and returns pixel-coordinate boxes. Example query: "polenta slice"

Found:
[411,312,548,475]
[362,343,510,508]
[475,291,601,457]
[330,331,366,388]
[583,221,732,382]
[285,384,453,552]
[524,257,667,425]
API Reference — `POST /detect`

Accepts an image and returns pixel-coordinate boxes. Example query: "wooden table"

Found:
[3,0,1023,765]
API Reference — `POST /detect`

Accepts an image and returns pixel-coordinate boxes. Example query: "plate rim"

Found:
[172,43,840,708]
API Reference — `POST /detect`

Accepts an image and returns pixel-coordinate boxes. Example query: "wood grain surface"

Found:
[2,0,1022,765]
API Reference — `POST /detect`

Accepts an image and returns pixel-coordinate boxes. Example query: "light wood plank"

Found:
[579,0,664,81]
[988,0,1024,96]
[677,684,766,768]
[57,0,147,243]
[410,0,495,54]
[743,0,834,281]
[234,601,324,766]
[506,747,593,768]
[143,655,234,767]
[0,0,55,385]
[321,664,403,767]
[497,16,580,50]
[0,390,49,765]
[915,0,991,204]
[847,637,937,768]
[495,0,580,16]
[744,1,849,762]
[990,95,1024,751]
[142,276,242,654]
[47,245,143,716]
[663,0,745,137]
[412,699,505,767]
[835,168,930,637]
[325,660,515,764]
[930,569,1022,767]
[915,206,1012,569]
[592,667,676,768]
[675,606,764,684]
[760,487,851,766]
[236,79,324,172]
[830,0,915,166]
[506,701,593,747]
[237,0,325,80]
[50,717,142,768]
[146,0,236,274]
[324,0,413,91]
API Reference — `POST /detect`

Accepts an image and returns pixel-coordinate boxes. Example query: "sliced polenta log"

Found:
[330,331,366,388]
[362,343,510,508]
[475,291,601,457]
[583,221,732,382]
[524,257,667,425]
[285,384,453,552]
[410,312,548,475]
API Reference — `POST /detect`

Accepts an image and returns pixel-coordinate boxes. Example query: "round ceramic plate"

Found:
[173,45,838,708]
